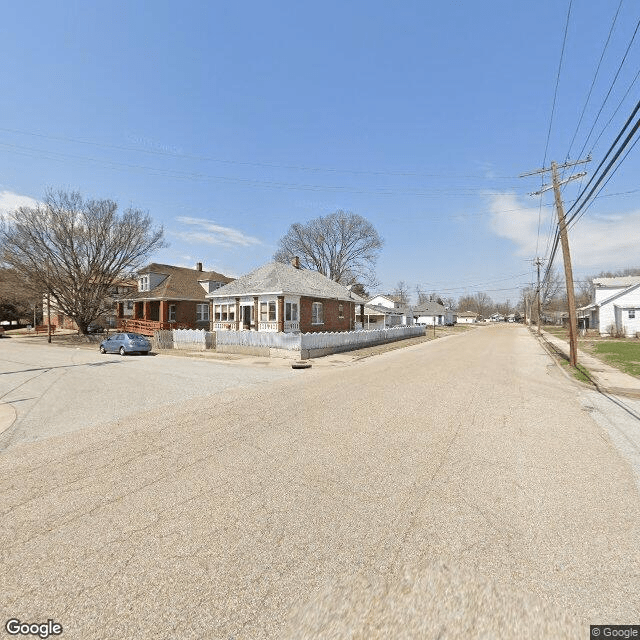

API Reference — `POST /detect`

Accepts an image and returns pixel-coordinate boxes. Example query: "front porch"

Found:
[118,318,195,336]
[213,320,300,332]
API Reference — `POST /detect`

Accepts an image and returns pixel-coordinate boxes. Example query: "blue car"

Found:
[99,332,151,355]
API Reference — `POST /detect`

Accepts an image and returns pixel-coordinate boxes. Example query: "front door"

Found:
[242,305,251,329]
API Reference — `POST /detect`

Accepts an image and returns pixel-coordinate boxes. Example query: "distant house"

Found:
[578,276,640,337]
[207,259,365,333]
[118,262,232,335]
[366,294,413,326]
[413,301,447,325]
[489,313,505,323]
[456,310,478,324]
[358,302,404,329]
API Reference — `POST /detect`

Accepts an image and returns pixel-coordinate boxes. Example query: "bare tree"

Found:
[415,285,429,305]
[457,292,493,317]
[393,280,411,306]
[274,210,383,286]
[0,189,165,334]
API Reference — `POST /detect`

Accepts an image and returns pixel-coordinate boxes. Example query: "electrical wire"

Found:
[565,0,624,160]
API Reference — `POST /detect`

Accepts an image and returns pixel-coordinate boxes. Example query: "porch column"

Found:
[143,301,151,320]
[132,302,138,320]
[253,296,259,331]
[159,301,168,323]
[360,303,365,329]
[277,296,285,332]
[116,302,124,319]
[235,297,241,331]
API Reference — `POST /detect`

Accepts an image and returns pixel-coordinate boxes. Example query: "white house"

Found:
[456,311,477,324]
[579,276,640,337]
[413,301,447,325]
[367,294,414,325]
[358,302,404,329]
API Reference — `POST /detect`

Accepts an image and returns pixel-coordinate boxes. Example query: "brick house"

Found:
[117,262,232,335]
[207,260,366,333]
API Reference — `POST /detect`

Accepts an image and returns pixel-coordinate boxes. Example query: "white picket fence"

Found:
[154,329,215,350]
[301,325,424,351]
[215,325,425,355]
[215,330,301,351]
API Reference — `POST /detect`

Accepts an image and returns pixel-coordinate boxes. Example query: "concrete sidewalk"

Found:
[540,329,640,398]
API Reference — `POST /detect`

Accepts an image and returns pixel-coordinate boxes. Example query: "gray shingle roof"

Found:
[413,301,446,314]
[208,262,365,302]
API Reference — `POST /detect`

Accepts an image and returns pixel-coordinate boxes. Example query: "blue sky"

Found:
[1,1,639,305]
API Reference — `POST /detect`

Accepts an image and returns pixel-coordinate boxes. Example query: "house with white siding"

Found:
[366,294,414,326]
[456,311,478,324]
[413,301,447,325]
[579,276,640,337]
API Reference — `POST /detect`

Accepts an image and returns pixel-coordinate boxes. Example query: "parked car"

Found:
[99,332,151,355]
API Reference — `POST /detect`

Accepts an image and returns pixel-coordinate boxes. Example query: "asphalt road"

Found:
[0,338,294,450]
[1,325,639,639]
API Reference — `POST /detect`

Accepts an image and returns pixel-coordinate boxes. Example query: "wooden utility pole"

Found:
[551,161,578,366]
[520,155,590,368]
[535,257,543,335]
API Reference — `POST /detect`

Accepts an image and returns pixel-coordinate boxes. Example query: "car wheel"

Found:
[142,351,149,355]
[119,346,126,356]
[99,346,106,354]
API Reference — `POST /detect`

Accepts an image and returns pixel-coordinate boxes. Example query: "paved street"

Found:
[1,325,639,639]
[0,338,294,450]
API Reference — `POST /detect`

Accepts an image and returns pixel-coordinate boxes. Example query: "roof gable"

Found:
[124,263,233,301]
[208,262,365,302]
[596,281,640,308]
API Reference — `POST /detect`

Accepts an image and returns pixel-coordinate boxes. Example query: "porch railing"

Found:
[118,319,194,336]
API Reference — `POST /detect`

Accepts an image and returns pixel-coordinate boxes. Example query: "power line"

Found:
[537,0,573,260]
[0,126,517,181]
[0,141,523,197]
[565,0,624,160]
[573,16,640,161]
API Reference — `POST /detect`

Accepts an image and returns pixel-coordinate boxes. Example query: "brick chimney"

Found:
[196,262,203,272]
[291,256,300,269]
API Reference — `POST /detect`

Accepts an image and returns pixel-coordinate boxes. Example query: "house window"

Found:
[126,301,133,310]
[285,302,298,322]
[196,304,209,322]
[260,302,268,322]
[630,309,636,319]
[312,302,323,325]
[168,304,176,322]
[268,301,276,321]
[139,276,149,291]
[338,304,344,319]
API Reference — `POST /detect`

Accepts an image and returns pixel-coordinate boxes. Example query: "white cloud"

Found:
[488,192,640,269]
[0,190,38,221]
[171,216,262,248]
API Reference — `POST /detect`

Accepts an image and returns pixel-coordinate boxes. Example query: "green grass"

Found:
[559,360,593,384]
[592,342,640,377]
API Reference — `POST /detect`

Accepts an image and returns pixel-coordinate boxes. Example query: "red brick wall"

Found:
[175,301,210,328]
[299,297,354,333]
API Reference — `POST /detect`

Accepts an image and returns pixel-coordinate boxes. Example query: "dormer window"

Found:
[139,275,149,292]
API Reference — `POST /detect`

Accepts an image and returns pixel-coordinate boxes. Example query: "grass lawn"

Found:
[540,325,640,379]
[592,342,640,377]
